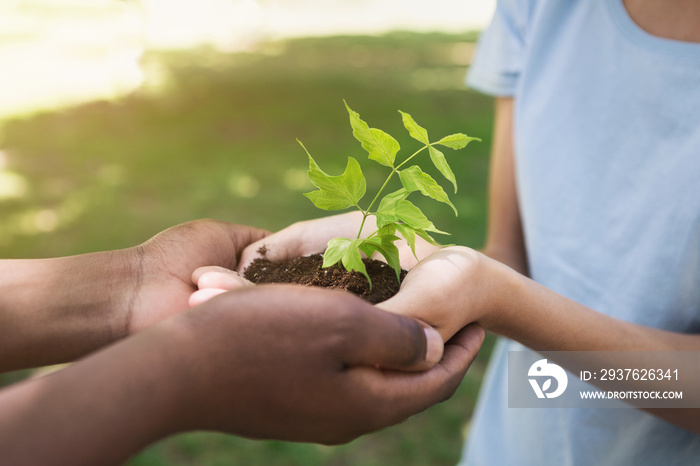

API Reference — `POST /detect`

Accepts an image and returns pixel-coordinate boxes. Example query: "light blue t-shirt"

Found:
[461,0,700,464]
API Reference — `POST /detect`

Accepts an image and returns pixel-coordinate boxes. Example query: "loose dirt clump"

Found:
[243,254,406,304]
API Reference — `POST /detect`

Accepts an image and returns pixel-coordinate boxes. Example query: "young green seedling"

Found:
[301,101,480,286]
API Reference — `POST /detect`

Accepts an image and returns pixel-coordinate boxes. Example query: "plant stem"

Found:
[396,145,428,170]
[366,170,396,211]
[357,212,370,239]
[355,145,429,240]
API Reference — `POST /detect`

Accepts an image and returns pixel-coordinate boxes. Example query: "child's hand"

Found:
[377,246,504,341]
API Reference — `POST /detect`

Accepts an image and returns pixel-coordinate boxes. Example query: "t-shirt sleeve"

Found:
[466,0,531,96]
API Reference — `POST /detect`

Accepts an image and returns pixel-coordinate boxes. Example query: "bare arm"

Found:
[481,97,528,275]
[0,220,267,372]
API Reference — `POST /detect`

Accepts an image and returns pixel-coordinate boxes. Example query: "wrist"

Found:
[71,248,142,343]
[143,317,205,434]
[120,318,198,438]
[473,255,522,333]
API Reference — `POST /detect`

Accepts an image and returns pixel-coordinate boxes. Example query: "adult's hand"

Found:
[0,286,485,466]
[127,219,267,332]
[0,219,267,371]
[175,287,482,441]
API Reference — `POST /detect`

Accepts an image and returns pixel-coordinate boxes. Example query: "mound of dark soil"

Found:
[243,253,406,304]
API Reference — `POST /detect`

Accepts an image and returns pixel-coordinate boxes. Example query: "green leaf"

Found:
[324,237,370,285]
[395,223,447,260]
[399,165,457,215]
[373,189,409,229]
[371,223,399,240]
[301,142,366,211]
[375,190,407,228]
[366,224,402,281]
[395,223,417,259]
[435,133,481,150]
[399,110,429,144]
[377,197,448,234]
[393,201,433,231]
[359,229,402,282]
[378,188,409,208]
[415,228,440,246]
[428,145,457,193]
[322,237,349,268]
[345,101,400,167]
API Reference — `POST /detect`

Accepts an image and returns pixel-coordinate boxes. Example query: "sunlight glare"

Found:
[283,168,311,191]
[33,209,60,233]
[0,170,28,200]
[228,173,260,198]
[0,1,493,118]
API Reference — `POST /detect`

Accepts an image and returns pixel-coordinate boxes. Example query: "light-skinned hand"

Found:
[377,246,506,341]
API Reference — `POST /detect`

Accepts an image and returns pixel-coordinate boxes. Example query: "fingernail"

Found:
[423,326,444,365]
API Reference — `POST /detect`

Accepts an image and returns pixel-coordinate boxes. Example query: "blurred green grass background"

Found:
[0,31,495,465]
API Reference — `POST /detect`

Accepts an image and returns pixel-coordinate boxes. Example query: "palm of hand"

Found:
[378,246,487,341]
[126,220,266,333]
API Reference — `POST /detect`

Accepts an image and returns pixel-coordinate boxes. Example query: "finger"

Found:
[238,212,366,272]
[192,268,254,289]
[377,323,484,384]
[341,307,444,372]
[375,275,427,320]
[192,265,234,284]
[188,288,229,307]
[237,229,300,272]
[440,323,486,377]
[352,323,485,426]
[203,222,269,270]
[408,323,486,403]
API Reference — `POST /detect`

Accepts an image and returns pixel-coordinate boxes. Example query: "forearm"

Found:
[0,319,187,466]
[0,250,138,371]
[488,268,698,352]
[485,266,700,434]
[480,244,527,278]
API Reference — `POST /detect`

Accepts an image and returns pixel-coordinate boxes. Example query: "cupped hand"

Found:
[377,246,503,341]
[189,213,442,305]
[125,219,267,333]
[167,285,485,444]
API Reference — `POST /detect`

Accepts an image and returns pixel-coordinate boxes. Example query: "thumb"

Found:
[375,255,460,341]
[192,266,254,289]
[342,307,444,372]
[237,212,367,272]
[375,272,426,320]
[237,233,297,273]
